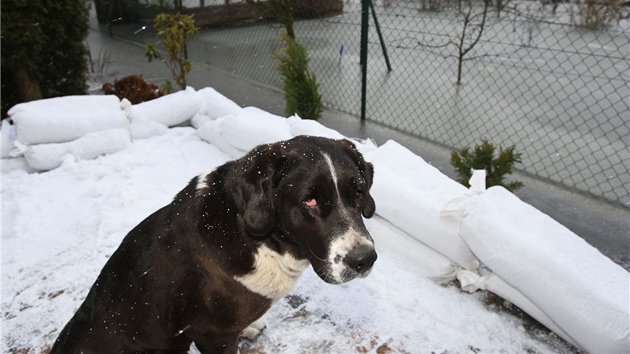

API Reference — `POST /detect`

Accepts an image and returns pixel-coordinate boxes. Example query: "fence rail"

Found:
[98,0,630,206]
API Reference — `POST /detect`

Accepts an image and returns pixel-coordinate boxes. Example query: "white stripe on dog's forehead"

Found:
[322,153,339,191]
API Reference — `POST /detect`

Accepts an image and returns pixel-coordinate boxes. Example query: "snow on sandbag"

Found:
[9,95,128,145]
[190,112,213,129]
[18,129,131,171]
[287,115,346,140]
[197,87,243,120]
[130,121,168,140]
[364,140,479,271]
[195,118,246,159]
[221,108,292,152]
[459,186,630,353]
[128,87,204,127]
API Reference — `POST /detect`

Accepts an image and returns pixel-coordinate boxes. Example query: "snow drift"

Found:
[2,88,628,353]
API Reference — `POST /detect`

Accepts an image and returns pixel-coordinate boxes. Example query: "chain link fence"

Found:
[98,0,629,206]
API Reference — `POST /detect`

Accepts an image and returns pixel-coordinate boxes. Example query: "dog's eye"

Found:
[305,199,318,207]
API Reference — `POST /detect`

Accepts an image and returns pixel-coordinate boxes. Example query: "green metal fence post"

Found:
[360,0,369,122]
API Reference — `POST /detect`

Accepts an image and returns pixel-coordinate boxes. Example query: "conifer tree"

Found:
[451,139,524,192]
[275,35,323,120]
[1,0,89,118]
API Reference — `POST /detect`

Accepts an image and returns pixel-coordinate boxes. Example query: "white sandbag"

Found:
[364,141,479,270]
[482,272,579,349]
[9,95,128,145]
[195,119,245,159]
[459,186,630,353]
[197,87,243,120]
[20,129,131,171]
[130,121,168,140]
[365,217,456,281]
[287,115,346,140]
[128,87,204,127]
[222,109,292,152]
[190,112,212,129]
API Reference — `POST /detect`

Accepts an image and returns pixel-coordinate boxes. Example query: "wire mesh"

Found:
[103,0,629,206]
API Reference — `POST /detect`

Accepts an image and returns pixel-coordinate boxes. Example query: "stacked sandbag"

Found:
[458,186,630,353]
[17,129,131,171]
[364,140,479,272]
[195,107,293,159]
[191,88,244,128]
[8,95,131,170]
[8,95,129,145]
[128,86,204,132]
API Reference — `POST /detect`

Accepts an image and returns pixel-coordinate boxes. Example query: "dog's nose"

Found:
[345,244,377,273]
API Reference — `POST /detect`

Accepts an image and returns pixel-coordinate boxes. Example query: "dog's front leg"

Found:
[239,319,266,340]
[193,333,240,354]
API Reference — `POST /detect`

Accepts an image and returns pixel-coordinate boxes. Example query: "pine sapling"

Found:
[451,139,524,192]
[275,34,323,120]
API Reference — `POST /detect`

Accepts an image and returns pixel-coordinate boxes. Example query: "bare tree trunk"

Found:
[456,0,490,85]
[13,66,42,102]
[246,0,295,39]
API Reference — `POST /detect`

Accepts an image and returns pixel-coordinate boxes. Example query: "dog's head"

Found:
[226,136,377,284]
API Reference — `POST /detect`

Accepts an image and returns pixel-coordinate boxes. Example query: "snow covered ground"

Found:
[0,128,569,353]
[2,88,626,353]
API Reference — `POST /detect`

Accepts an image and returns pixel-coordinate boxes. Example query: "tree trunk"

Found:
[13,66,42,102]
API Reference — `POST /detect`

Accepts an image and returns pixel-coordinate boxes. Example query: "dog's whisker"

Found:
[306,238,328,263]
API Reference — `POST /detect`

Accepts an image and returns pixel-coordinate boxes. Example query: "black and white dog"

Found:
[51,135,377,354]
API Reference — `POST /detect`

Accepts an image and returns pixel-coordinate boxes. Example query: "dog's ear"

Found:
[360,160,376,218]
[338,139,376,218]
[226,143,285,237]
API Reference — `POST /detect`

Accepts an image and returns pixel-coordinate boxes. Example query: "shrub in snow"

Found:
[275,34,323,120]
[450,139,524,192]
[145,12,198,93]
[103,75,164,104]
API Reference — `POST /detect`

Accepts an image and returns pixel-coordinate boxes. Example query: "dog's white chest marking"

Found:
[234,245,310,300]
[195,168,216,191]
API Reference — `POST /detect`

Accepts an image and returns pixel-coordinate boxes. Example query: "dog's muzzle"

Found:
[344,243,377,275]
[325,231,377,284]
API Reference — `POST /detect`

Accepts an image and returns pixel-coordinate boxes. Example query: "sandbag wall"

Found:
[2,88,628,353]
[364,140,629,354]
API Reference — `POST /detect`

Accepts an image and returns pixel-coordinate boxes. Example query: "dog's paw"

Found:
[239,319,266,340]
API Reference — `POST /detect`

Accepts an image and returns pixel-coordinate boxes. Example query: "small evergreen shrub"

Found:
[145,12,198,93]
[1,0,89,118]
[450,139,524,192]
[275,35,323,120]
